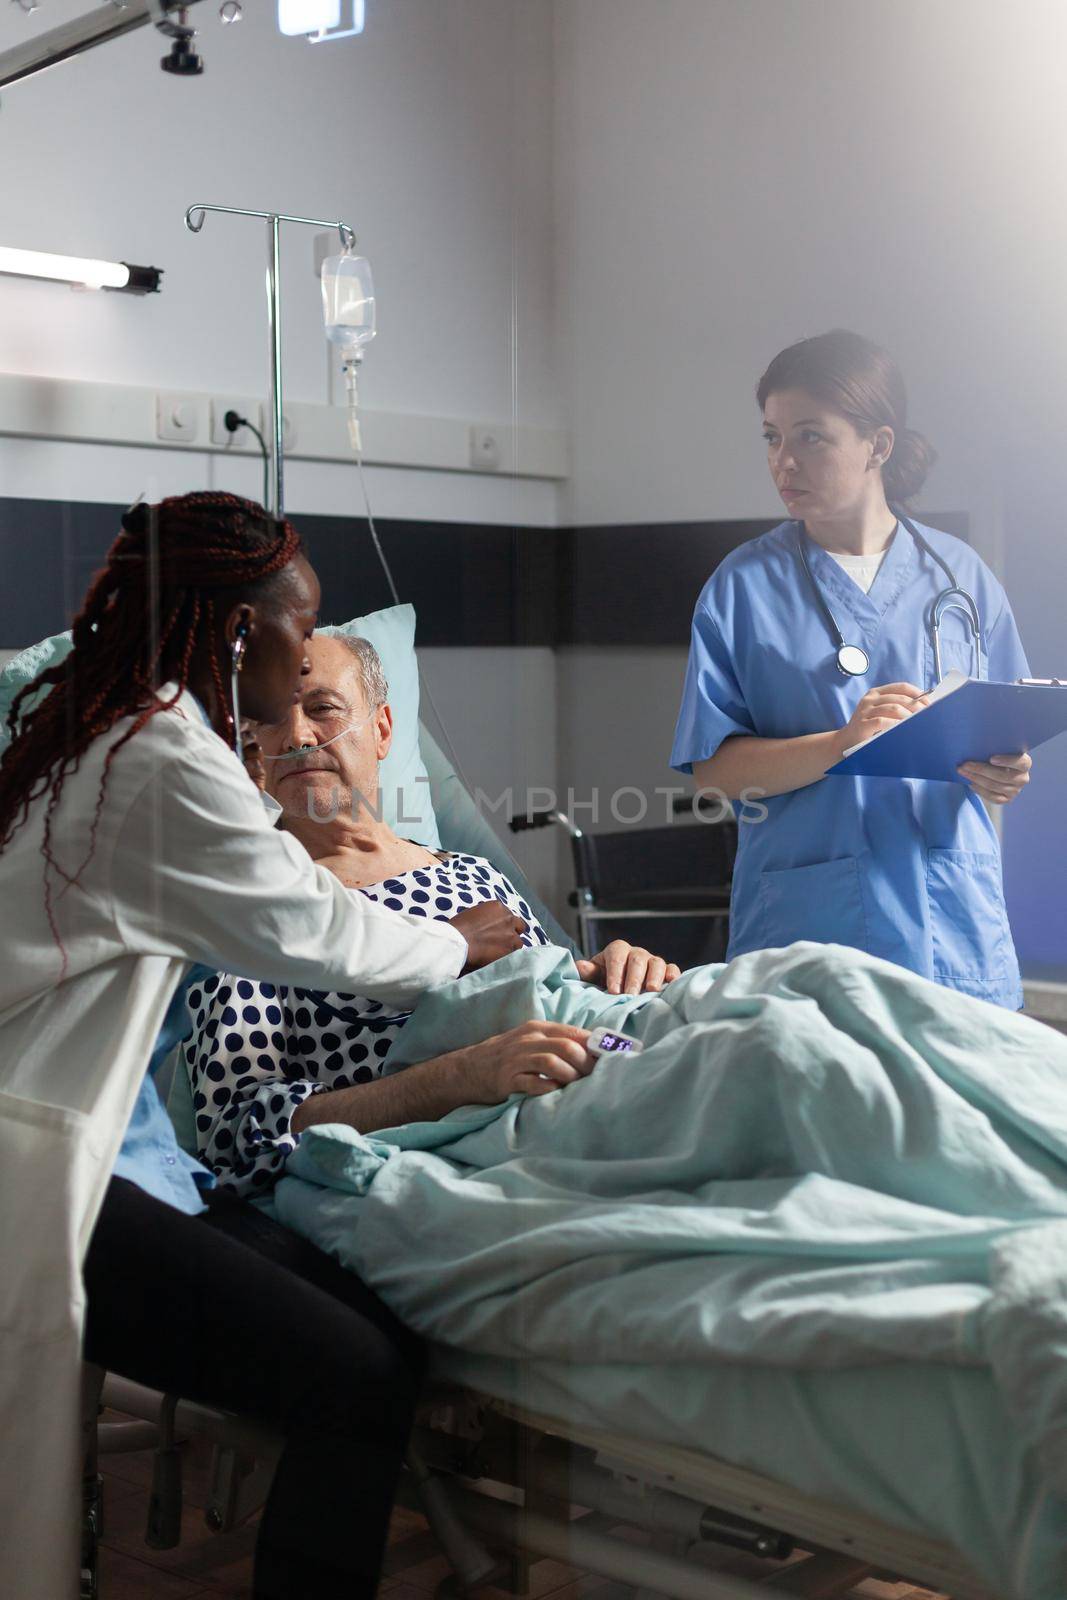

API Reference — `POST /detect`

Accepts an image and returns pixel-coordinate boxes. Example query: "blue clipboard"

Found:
[827,676,1067,782]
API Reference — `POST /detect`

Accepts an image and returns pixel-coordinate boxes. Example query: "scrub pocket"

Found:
[757,856,868,950]
[928,633,988,686]
[926,848,1009,980]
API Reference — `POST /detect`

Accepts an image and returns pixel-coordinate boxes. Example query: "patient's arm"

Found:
[186,971,592,1194]
[291,1021,593,1136]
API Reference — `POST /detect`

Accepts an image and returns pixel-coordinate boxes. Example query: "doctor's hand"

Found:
[576,940,682,996]
[453,901,528,972]
[958,751,1032,805]
[457,1020,594,1101]
[836,682,929,757]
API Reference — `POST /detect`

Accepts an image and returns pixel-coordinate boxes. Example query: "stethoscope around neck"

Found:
[795,509,983,683]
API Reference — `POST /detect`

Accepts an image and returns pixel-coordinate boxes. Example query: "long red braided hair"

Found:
[0,492,302,959]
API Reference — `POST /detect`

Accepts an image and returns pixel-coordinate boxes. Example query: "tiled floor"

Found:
[93,1414,945,1600]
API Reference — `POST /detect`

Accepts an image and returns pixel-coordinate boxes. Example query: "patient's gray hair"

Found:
[337,634,389,709]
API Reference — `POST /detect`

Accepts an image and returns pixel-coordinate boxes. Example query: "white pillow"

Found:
[317,604,441,849]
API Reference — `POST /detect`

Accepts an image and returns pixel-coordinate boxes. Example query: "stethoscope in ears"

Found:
[795,510,983,683]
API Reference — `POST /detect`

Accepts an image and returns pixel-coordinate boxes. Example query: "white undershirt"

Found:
[827,548,888,595]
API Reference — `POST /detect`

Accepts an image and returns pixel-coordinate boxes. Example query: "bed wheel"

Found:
[80,1472,103,1600]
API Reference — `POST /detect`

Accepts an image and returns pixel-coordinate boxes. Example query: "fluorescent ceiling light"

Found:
[0,246,161,293]
[278,0,364,43]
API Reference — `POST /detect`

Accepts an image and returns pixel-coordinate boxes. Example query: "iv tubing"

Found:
[352,452,474,793]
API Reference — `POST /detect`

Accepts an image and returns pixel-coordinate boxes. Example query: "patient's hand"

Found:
[458,1021,594,1101]
[577,941,681,996]
[453,901,528,972]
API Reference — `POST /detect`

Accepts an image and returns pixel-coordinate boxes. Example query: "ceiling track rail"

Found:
[0,1,204,91]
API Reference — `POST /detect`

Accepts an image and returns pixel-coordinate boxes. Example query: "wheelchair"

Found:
[509,794,737,968]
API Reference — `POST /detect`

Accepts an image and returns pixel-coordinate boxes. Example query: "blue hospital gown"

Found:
[671,519,1030,1007]
[184,852,551,1196]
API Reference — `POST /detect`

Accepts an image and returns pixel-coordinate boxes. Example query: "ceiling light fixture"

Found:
[277,0,365,44]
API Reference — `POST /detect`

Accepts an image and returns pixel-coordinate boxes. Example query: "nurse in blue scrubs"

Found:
[672,329,1032,1007]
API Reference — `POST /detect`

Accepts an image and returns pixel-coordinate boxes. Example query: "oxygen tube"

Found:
[264,714,373,759]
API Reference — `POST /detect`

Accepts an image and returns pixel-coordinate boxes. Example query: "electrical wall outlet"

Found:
[210,399,261,448]
[156,393,201,443]
[469,425,500,471]
[208,401,294,451]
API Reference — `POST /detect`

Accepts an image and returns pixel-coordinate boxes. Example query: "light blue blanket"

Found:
[274,942,1067,1594]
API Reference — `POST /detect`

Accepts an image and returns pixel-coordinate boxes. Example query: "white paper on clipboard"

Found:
[840,670,968,761]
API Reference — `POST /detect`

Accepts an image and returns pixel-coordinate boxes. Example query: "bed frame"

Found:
[87,1372,995,1600]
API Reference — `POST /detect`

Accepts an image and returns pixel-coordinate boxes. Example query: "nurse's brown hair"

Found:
[0,492,302,962]
[757,329,936,507]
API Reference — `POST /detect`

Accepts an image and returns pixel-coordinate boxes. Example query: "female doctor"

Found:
[0,492,568,1600]
[672,330,1031,1009]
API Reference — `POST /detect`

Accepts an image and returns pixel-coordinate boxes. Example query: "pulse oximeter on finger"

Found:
[586,1026,643,1057]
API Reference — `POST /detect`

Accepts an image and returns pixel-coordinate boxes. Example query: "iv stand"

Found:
[184,205,356,517]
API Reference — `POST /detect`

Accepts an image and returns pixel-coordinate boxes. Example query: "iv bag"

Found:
[322,251,376,357]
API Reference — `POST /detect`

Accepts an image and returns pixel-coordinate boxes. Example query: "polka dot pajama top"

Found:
[183,852,552,1197]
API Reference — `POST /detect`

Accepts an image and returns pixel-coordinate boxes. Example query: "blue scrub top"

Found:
[111,685,221,1213]
[671,519,1030,1008]
[112,965,215,1214]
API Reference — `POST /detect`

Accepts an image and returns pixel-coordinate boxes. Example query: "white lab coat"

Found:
[0,689,466,1597]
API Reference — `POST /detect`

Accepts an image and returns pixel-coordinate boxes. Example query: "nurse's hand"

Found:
[837,682,928,755]
[958,752,1032,804]
[577,941,682,995]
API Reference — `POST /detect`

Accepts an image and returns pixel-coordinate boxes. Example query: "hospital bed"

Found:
[83,723,1050,1600]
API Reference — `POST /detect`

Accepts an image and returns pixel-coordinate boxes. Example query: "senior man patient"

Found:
[189,631,679,1196]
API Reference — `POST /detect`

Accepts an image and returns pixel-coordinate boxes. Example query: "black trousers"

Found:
[83,1177,425,1600]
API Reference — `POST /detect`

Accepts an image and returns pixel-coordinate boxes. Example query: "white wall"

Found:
[0,0,559,522]
[419,646,562,916]
[553,0,1052,543]
[0,1,566,915]
[552,0,1067,973]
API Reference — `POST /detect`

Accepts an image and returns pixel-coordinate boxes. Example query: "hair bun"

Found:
[886,428,936,506]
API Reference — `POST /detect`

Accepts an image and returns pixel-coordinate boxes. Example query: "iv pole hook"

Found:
[183,204,357,515]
